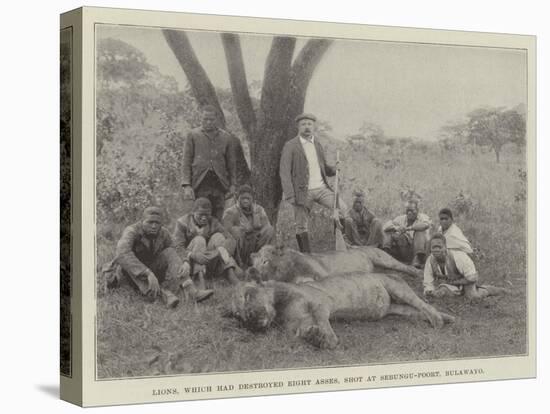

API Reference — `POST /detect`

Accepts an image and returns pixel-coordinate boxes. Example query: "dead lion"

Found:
[232,270,455,349]
[250,244,422,283]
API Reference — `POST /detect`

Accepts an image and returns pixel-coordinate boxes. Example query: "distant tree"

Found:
[359,121,385,145]
[466,107,526,163]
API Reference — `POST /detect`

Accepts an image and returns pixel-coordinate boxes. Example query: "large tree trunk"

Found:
[251,37,296,225]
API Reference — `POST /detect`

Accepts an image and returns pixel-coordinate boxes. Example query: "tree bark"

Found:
[287,39,333,138]
[251,37,296,225]
[221,33,257,142]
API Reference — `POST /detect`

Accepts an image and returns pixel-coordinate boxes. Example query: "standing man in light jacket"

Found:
[279,113,348,253]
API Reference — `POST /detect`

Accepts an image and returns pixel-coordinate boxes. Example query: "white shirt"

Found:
[423,250,478,292]
[437,223,473,254]
[299,135,325,190]
[383,213,432,240]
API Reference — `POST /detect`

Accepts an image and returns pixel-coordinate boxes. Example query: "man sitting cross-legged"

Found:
[423,233,509,300]
[173,197,241,288]
[104,206,214,307]
[222,184,275,268]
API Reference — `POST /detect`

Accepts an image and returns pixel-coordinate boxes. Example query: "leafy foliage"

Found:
[438,106,526,162]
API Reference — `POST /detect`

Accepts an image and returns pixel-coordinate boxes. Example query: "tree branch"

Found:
[162,29,225,126]
[221,33,256,141]
[287,39,333,137]
[259,37,296,128]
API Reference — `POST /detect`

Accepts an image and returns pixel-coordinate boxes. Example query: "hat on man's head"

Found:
[143,206,163,220]
[193,197,212,213]
[238,184,254,197]
[295,113,317,123]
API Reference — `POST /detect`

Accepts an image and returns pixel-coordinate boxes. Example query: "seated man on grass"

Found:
[343,189,384,247]
[423,233,509,300]
[222,184,275,268]
[104,206,214,308]
[173,197,241,288]
[383,200,431,268]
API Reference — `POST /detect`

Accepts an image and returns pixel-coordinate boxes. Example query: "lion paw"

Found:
[301,325,338,349]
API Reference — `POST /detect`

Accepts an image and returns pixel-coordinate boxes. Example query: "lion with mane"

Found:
[231,270,455,349]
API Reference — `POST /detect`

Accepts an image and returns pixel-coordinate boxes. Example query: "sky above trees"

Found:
[97,24,527,141]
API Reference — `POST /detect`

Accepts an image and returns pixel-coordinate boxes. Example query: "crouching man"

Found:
[222,184,275,268]
[173,197,241,287]
[106,206,214,307]
[423,233,509,300]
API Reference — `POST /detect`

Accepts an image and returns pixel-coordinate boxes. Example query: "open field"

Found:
[96,149,528,379]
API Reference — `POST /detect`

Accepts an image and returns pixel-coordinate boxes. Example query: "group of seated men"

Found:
[104,184,274,308]
[344,195,507,299]
[105,179,503,308]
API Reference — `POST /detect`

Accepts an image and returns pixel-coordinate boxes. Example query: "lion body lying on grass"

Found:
[232,271,455,349]
[250,245,422,283]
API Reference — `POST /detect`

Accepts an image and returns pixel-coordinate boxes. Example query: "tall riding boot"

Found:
[181,279,214,303]
[296,232,311,254]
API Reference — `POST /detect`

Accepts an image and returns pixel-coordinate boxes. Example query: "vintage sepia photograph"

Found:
[94,22,528,380]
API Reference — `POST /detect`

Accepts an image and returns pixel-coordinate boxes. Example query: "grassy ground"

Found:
[96,149,528,379]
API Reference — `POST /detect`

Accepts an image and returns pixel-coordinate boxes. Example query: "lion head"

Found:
[250,244,291,282]
[230,274,277,332]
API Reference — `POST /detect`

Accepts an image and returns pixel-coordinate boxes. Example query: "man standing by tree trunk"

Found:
[280,113,347,253]
[182,105,237,220]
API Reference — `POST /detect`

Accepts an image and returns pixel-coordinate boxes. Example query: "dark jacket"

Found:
[172,213,231,259]
[182,127,237,190]
[279,136,336,205]
[222,203,271,239]
[115,222,173,278]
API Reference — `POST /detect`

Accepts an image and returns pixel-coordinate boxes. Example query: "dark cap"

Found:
[295,113,317,123]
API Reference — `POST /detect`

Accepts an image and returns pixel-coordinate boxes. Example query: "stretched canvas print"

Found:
[60,6,536,407]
